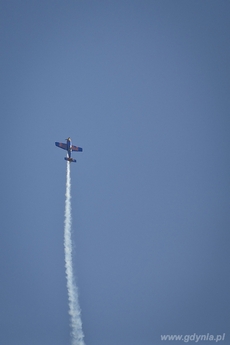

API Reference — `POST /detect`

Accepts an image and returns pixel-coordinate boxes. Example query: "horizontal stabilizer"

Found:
[64,157,76,163]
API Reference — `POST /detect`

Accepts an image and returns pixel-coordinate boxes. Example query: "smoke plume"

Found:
[64,161,85,345]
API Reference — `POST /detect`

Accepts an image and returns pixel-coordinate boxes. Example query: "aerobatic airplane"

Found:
[55,137,83,163]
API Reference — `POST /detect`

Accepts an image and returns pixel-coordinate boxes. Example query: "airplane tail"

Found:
[64,157,77,163]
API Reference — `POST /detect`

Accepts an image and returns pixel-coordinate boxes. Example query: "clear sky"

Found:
[1,1,230,344]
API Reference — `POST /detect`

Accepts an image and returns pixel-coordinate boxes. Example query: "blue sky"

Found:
[1,1,230,344]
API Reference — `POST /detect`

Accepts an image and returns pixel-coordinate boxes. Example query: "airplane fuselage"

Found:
[66,138,72,158]
[65,138,76,162]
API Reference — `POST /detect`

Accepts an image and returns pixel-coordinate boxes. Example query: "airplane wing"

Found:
[72,145,83,152]
[55,142,67,150]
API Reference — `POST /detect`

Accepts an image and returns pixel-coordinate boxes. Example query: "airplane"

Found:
[55,137,83,163]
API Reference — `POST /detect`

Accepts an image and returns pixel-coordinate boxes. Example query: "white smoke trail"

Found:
[64,161,85,345]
